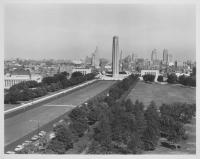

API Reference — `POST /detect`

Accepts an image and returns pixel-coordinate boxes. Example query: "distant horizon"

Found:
[4,4,196,62]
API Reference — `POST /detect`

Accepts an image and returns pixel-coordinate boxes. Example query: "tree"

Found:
[69,107,87,122]
[191,67,196,76]
[167,73,177,83]
[42,76,57,85]
[142,101,160,150]
[109,86,123,100]
[142,74,155,82]
[87,102,109,125]
[125,99,135,113]
[47,138,66,154]
[53,124,73,150]
[71,72,83,79]
[157,75,163,82]
[4,89,22,104]
[127,133,143,154]
[93,114,112,149]
[69,119,88,137]
[160,115,185,142]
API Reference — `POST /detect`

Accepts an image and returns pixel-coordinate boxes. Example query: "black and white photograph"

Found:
[2,0,198,158]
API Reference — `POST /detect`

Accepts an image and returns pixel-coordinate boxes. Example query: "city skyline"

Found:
[5,4,196,61]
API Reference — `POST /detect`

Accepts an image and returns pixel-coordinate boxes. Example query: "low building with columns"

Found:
[72,68,92,75]
[4,69,42,89]
[140,69,160,82]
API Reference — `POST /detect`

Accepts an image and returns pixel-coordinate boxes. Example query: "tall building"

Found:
[175,60,178,68]
[168,54,173,63]
[85,56,92,65]
[151,49,157,61]
[91,53,95,67]
[119,50,123,72]
[112,36,119,77]
[131,53,135,62]
[163,49,168,64]
[91,46,100,68]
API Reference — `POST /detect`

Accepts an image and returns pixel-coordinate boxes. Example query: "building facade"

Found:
[163,49,168,64]
[72,68,92,75]
[151,49,158,61]
[4,74,42,89]
[141,69,160,82]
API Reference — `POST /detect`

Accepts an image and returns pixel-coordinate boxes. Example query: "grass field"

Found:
[127,81,196,154]
[127,81,196,108]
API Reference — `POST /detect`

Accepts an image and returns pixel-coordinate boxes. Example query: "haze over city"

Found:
[5,4,195,61]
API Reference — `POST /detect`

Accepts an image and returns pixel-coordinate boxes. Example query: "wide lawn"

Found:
[128,81,196,154]
[127,81,196,108]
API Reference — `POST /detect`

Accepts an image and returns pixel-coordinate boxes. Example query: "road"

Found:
[4,80,115,148]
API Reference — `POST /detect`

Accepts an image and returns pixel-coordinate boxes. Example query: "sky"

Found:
[4,3,196,62]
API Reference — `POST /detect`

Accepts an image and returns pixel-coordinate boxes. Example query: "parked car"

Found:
[49,132,56,139]
[161,141,181,149]
[14,145,24,152]
[22,142,29,146]
[6,151,15,154]
[24,140,32,144]
[38,131,46,137]
[31,135,39,141]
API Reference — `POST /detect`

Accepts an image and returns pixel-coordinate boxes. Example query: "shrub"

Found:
[142,74,155,82]
[69,119,88,137]
[167,73,177,84]
[157,75,163,82]
[47,138,66,154]
[53,124,73,150]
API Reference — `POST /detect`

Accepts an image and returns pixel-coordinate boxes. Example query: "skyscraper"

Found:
[91,46,100,68]
[94,46,100,68]
[112,36,119,77]
[91,53,95,67]
[119,50,123,72]
[168,54,173,63]
[131,53,135,62]
[151,49,157,61]
[163,49,168,64]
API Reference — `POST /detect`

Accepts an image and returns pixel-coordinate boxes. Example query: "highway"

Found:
[4,80,115,149]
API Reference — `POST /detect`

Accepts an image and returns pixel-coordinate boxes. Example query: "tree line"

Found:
[17,74,195,154]
[48,73,195,154]
[42,74,140,154]
[142,66,196,87]
[4,71,96,104]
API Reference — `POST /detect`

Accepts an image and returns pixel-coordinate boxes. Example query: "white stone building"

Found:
[140,70,160,82]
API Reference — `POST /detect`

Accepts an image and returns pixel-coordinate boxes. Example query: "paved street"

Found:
[4,80,115,147]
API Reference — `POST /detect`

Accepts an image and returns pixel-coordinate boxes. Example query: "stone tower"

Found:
[112,36,119,78]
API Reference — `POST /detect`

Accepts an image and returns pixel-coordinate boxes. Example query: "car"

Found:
[22,140,32,146]
[38,132,44,137]
[31,135,39,141]
[58,119,64,123]
[6,151,15,154]
[49,132,56,139]
[24,140,32,144]
[40,131,46,135]
[161,141,181,149]
[14,145,24,152]
[38,131,46,137]
[22,142,29,146]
